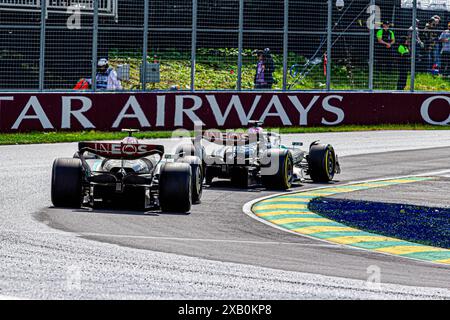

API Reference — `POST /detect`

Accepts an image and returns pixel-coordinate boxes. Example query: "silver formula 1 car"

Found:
[51,130,203,213]
[176,122,340,190]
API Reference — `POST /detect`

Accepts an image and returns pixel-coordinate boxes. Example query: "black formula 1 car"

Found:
[51,130,203,213]
[175,122,340,190]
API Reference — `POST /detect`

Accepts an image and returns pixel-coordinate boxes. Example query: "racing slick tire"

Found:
[308,143,337,183]
[51,158,83,208]
[261,149,294,190]
[159,163,192,213]
[176,156,203,204]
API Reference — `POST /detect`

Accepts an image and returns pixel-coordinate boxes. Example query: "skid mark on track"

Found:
[249,177,450,266]
[0,228,337,248]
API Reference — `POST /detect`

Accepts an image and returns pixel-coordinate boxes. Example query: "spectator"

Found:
[432,15,442,68]
[423,17,440,71]
[439,22,450,77]
[408,19,424,49]
[408,19,425,71]
[432,15,441,23]
[87,58,123,90]
[254,48,275,89]
[376,21,395,72]
[397,35,411,91]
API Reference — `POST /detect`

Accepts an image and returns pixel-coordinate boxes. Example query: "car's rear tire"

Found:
[176,156,203,204]
[230,167,249,188]
[308,143,336,182]
[175,143,206,185]
[51,158,83,208]
[159,163,192,213]
[261,149,294,190]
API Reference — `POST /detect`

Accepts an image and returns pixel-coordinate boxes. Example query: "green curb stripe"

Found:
[251,177,450,265]
[276,195,319,199]
[259,214,323,220]
[351,240,422,249]
[401,177,431,181]
[400,251,450,261]
[328,185,371,189]
[310,231,373,239]
[253,201,310,206]
[280,221,343,230]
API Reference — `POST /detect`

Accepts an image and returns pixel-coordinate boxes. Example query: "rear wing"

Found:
[199,131,260,146]
[78,142,164,160]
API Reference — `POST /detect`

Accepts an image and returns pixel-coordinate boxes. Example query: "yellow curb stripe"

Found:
[435,258,450,264]
[259,198,310,203]
[256,211,316,217]
[375,246,444,255]
[302,187,359,194]
[270,217,330,225]
[377,178,418,183]
[344,183,385,188]
[292,226,358,235]
[291,193,333,197]
[326,235,398,245]
[347,181,415,188]
[254,204,308,210]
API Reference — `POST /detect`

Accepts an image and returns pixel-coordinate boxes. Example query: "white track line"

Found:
[414,169,450,177]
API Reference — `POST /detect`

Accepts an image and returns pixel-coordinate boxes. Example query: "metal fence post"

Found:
[142,0,150,91]
[410,0,417,92]
[191,0,198,91]
[326,0,332,91]
[92,0,99,92]
[282,0,289,91]
[237,0,244,91]
[368,0,375,91]
[39,0,47,91]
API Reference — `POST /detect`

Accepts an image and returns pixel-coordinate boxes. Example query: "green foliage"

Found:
[109,47,450,91]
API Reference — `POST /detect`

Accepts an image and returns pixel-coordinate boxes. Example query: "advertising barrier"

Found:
[1,92,449,132]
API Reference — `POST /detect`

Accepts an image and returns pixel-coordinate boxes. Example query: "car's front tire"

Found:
[308,143,337,182]
[51,158,83,208]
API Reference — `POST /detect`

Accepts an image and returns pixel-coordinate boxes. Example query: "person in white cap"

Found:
[87,58,123,90]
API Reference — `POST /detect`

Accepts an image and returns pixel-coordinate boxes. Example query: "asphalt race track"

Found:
[1,131,450,299]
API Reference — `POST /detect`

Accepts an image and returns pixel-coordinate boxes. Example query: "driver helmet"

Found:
[248,126,263,134]
[122,136,138,144]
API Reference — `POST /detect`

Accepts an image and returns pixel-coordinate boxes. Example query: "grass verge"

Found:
[1,124,449,145]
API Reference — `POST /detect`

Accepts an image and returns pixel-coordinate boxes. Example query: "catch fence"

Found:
[0,0,449,92]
